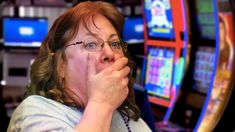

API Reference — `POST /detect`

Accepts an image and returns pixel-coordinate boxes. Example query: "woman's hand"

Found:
[86,54,130,111]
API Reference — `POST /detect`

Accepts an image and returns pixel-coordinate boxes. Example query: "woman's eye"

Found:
[85,42,98,49]
[111,41,121,48]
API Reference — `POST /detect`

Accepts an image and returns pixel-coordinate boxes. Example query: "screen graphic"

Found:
[194,0,215,40]
[144,0,174,39]
[145,47,174,99]
[192,46,215,94]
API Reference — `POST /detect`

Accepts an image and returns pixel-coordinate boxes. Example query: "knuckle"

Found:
[121,77,129,87]
[125,77,129,83]
[105,67,113,73]
[126,67,131,73]
[123,57,128,62]
[114,72,122,78]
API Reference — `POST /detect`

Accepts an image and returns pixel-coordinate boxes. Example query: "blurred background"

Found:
[0,0,234,131]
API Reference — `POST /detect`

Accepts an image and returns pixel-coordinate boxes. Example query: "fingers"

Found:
[123,76,129,87]
[119,66,131,77]
[86,53,97,78]
[111,57,128,71]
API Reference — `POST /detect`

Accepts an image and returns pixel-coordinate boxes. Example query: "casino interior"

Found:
[0,0,234,131]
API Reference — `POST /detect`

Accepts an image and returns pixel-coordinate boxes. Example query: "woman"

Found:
[218,14,233,70]
[7,1,152,132]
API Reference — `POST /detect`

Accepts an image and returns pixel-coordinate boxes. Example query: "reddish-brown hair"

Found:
[27,1,140,120]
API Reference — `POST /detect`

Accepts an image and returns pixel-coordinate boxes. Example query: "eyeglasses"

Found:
[64,37,127,53]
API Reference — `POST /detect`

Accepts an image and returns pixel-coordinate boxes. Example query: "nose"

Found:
[100,43,115,63]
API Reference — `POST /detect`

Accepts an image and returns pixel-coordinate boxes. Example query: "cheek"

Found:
[117,52,125,58]
[72,60,87,76]
[65,53,89,86]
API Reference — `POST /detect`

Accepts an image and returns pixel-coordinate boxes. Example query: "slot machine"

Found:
[167,0,235,131]
[142,0,188,123]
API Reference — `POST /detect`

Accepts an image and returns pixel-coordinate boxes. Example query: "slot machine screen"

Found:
[145,47,174,99]
[144,0,174,40]
[194,0,215,40]
[192,46,215,94]
[3,17,48,47]
[122,17,144,44]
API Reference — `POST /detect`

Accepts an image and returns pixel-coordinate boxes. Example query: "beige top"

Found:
[7,95,152,132]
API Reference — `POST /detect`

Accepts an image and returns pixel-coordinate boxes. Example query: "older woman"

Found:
[7,1,151,132]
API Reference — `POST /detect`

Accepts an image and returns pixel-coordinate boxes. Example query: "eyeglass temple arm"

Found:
[64,41,83,48]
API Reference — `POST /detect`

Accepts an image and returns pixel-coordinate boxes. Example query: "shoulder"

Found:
[15,95,80,117]
[8,95,82,132]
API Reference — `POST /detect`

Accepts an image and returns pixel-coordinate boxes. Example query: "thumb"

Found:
[86,53,97,79]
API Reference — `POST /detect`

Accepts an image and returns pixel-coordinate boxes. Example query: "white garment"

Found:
[7,95,152,132]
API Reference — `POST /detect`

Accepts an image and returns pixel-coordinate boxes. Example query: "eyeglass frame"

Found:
[64,38,128,53]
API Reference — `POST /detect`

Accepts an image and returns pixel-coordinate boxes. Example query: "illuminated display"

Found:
[145,47,174,99]
[3,17,48,47]
[192,46,215,94]
[144,0,174,39]
[194,0,215,40]
[122,17,144,44]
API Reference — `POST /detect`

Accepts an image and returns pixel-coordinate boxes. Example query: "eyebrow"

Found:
[108,34,119,40]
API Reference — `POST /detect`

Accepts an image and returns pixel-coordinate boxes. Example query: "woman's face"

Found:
[64,14,124,106]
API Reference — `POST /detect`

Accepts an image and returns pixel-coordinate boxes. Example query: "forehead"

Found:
[80,15,117,36]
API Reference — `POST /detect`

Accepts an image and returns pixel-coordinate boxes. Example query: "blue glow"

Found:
[141,55,148,86]
[122,17,144,44]
[194,0,219,131]
[3,17,48,47]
